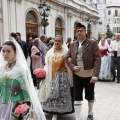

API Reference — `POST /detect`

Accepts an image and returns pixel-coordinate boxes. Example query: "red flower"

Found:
[14,103,30,115]
[33,68,46,78]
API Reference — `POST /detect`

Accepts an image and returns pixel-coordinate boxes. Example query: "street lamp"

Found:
[38,2,51,34]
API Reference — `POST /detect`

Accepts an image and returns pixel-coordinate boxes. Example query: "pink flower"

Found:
[33,68,46,78]
[14,103,30,115]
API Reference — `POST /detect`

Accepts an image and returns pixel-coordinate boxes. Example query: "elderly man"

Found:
[66,23,101,120]
[109,33,120,83]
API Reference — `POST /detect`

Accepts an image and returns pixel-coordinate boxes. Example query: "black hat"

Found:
[76,23,86,29]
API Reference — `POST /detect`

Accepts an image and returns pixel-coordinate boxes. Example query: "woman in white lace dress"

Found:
[0,35,46,120]
[98,38,113,80]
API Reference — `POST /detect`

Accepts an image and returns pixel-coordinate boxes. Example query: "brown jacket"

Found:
[66,38,101,77]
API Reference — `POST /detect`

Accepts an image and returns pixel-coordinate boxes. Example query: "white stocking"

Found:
[74,101,82,120]
[88,100,94,115]
[52,115,58,120]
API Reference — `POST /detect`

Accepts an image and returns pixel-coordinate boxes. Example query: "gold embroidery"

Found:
[53,49,63,62]
[0,73,9,86]
[53,53,62,62]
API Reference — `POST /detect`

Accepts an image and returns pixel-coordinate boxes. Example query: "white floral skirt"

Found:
[99,56,113,80]
[0,98,16,120]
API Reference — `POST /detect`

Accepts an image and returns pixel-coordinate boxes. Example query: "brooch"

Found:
[10,86,21,96]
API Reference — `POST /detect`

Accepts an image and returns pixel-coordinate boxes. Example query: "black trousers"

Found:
[73,74,95,101]
[111,56,120,81]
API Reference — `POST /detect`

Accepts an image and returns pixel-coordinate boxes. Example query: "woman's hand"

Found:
[74,66,80,72]
[18,100,24,104]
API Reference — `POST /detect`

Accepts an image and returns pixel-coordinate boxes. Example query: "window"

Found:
[108,10,111,15]
[99,21,102,24]
[26,11,37,23]
[115,18,116,24]
[117,27,118,33]
[115,10,118,16]
[55,17,63,36]
[55,18,62,27]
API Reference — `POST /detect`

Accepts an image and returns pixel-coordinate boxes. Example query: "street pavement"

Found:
[45,80,120,120]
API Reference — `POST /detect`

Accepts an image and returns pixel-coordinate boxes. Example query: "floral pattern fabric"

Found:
[99,56,113,80]
[41,71,74,115]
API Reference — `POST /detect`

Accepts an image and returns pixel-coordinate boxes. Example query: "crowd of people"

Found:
[0,23,120,120]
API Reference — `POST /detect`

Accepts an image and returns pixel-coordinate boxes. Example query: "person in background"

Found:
[39,35,74,120]
[48,39,54,49]
[31,38,44,86]
[0,46,2,52]
[40,34,49,55]
[16,32,28,59]
[10,32,17,40]
[0,36,46,120]
[66,23,101,120]
[109,33,120,83]
[98,38,113,80]
[66,37,72,48]
[27,37,33,57]
[46,37,54,50]
[107,38,113,79]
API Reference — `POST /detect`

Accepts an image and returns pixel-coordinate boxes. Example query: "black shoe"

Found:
[87,114,93,120]
[112,77,115,81]
[117,80,120,83]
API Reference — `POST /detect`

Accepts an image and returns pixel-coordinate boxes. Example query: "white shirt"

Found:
[109,40,120,57]
[79,40,84,48]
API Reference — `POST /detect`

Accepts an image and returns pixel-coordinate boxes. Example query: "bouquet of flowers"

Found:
[33,68,46,89]
[12,101,31,120]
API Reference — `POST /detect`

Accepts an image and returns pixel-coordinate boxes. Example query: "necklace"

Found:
[53,48,63,62]
[7,61,16,68]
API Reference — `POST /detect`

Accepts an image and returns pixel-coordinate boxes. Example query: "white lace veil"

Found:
[98,38,108,48]
[0,36,46,120]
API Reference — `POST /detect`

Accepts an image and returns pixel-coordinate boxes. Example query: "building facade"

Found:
[0,0,99,45]
[85,0,120,38]
[106,0,120,35]
[85,0,106,37]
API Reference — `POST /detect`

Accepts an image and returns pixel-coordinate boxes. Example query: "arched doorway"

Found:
[55,18,63,36]
[26,11,38,44]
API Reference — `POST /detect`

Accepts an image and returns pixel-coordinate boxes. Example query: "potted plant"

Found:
[39,19,49,27]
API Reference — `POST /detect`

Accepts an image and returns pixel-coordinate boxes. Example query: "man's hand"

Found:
[111,49,115,53]
[74,66,80,72]
[90,76,98,83]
